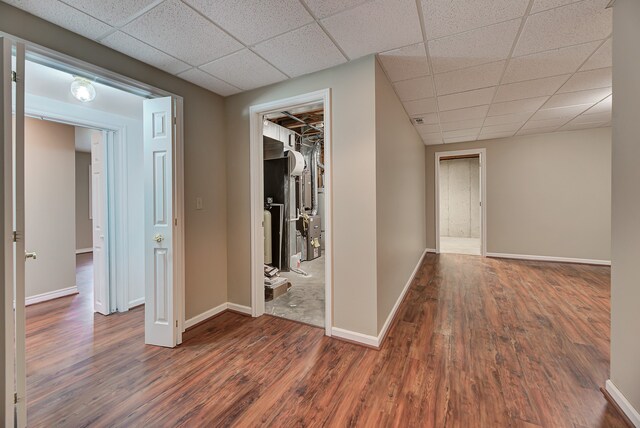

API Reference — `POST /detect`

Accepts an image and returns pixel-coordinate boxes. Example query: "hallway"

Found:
[26,254,626,427]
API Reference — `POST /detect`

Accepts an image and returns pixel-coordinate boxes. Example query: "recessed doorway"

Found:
[435,149,486,256]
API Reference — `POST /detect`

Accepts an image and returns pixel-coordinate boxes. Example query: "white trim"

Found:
[426,248,437,253]
[25,286,78,306]
[249,89,333,337]
[227,303,252,315]
[331,327,379,348]
[606,380,640,427]
[332,248,427,348]
[486,252,611,266]
[75,248,93,254]
[184,303,227,329]
[377,249,427,345]
[128,297,144,309]
[435,148,487,257]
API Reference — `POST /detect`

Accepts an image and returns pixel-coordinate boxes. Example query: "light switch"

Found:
[196,197,203,210]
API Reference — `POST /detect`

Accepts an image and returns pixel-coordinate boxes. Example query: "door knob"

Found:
[25,251,37,260]
[153,234,164,243]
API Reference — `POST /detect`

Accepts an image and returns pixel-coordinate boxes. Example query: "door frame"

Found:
[5,35,186,329]
[249,89,333,336]
[435,148,487,256]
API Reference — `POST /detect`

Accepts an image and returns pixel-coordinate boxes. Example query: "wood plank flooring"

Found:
[26,253,628,427]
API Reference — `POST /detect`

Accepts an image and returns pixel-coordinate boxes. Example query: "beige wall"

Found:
[611,0,640,413]
[0,2,228,319]
[374,60,426,332]
[225,56,379,335]
[75,151,92,251]
[425,128,611,261]
[25,118,76,298]
[439,157,480,238]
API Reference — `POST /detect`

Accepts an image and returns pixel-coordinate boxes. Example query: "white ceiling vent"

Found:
[412,117,425,125]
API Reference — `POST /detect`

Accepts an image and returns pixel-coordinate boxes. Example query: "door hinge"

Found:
[11,71,17,82]
[175,320,178,328]
[14,393,18,404]
[12,231,19,242]
[174,218,178,226]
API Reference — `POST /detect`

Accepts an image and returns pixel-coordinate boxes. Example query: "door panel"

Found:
[92,131,110,315]
[144,97,176,348]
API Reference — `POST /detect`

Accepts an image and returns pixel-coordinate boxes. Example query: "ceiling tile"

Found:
[517,126,559,135]
[437,87,495,111]
[484,112,534,126]
[434,61,505,95]
[558,67,611,93]
[415,123,441,134]
[122,0,243,66]
[543,87,611,109]
[521,118,567,129]
[429,19,520,74]
[530,104,590,121]
[441,118,485,132]
[177,68,241,96]
[393,76,435,101]
[303,0,370,19]
[403,98,438,115]
[378,43,430,83]
[503,41,600,84]
[443,128,480,139]
[478,131,516,140]
[412,112,440,125]
[253,23,346,77]
[584,95,611,114]
[101,31,190,74]
[514,0,611,57]
[560,120,608,131]
[439,105,489,123]
[421,0,529,40]
[3,0,113,39]
[444,135,478,144]
[494,75,570,103]
[182,0,313,46]
[423,135,444,145]
[481,122,525,134]
[530,0,581,14]
[581,38,612,71]
[321,0,422,59]
[571,111,611,124]
[61,0,159,26]
[200,49,287,90]
[488,96,549,116]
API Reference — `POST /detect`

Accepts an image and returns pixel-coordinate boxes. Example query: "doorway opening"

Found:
[3,36,186,427]
[435,149,486,256]
[249,89,333,335]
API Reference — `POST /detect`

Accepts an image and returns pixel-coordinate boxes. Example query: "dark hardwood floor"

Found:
[26,253,627,427]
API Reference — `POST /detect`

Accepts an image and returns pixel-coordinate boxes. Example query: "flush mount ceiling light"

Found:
[70,77,96,102]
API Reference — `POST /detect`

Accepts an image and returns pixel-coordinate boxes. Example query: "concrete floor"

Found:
[440,236,481,255]
[265,256,325,328]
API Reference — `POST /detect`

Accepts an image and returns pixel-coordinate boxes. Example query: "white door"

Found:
[143,97,177,348]
[91,130,110,316]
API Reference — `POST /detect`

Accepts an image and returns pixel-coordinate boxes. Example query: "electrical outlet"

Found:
[196,197,203,210]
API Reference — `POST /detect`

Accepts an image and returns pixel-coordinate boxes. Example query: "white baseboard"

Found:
[227,302,252,315]
[377,248,428,346]
[184,302,228,329]
[75,248,93,254]
[331,327,379,347]
[606,379,640,427]
[26,286,78,306]
[332,248,428,349]
[486,252,611,266]
[426,248,437,253]
[128,297,145,309]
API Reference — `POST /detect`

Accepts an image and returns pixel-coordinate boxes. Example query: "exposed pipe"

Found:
[311,141,321,216]
[281,111,324,134]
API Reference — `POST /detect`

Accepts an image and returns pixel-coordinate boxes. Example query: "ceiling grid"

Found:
[2,0,613,143]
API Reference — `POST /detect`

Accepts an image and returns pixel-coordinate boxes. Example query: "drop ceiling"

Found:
[3,0,612,145]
